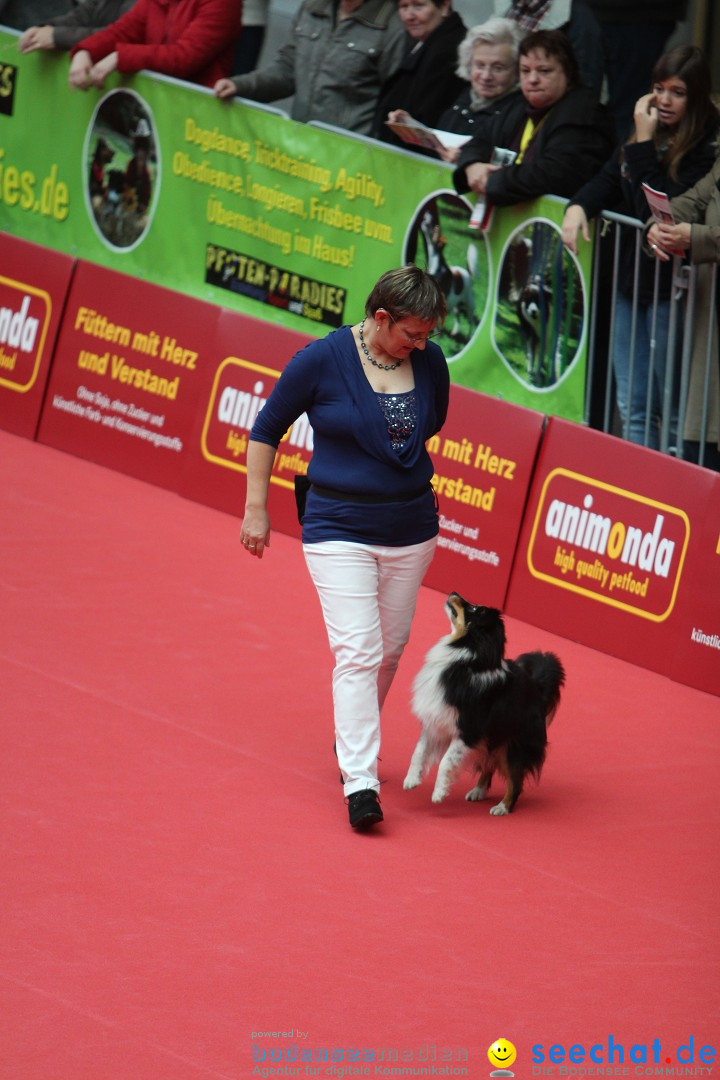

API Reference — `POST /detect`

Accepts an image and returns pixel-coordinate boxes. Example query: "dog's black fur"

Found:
[403,593,565,814]
[517,279,553,386]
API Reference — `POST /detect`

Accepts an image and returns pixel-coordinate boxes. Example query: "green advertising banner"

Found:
[0,31,592,420]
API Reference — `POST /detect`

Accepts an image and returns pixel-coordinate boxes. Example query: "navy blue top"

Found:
[250,325,450,545]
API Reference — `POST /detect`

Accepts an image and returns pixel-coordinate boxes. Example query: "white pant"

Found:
[303,538,437,797]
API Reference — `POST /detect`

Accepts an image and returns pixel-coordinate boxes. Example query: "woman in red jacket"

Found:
[68,0,241,90]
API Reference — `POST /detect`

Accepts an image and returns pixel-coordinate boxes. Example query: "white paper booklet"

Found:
[384,118,470,155]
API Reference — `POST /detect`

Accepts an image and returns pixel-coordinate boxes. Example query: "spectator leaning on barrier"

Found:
[562,46,719,452]
[372,0,467,147]
[432,17,521,160]
[647,158,720,472]
[19,0,136,53]
[213,0,409,137]
[68,0,241,91]
[452,29,615,207]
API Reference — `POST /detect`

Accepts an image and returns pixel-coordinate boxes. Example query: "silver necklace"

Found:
[358,320,404,371]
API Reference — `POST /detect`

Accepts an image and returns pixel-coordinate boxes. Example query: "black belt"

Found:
[310,483,432,505]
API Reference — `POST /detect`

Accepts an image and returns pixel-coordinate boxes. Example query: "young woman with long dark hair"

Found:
[562,46,720,450]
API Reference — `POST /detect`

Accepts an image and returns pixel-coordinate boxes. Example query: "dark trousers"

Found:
[232,26,266,76]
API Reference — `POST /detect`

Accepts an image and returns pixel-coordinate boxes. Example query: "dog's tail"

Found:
[516,651,565,724]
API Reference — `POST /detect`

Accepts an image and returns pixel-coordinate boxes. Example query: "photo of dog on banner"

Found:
[496,219,585,389]
[405,193,486,349]
[85,91,158,251]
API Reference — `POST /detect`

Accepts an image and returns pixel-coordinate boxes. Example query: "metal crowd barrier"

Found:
[584,209,717,468]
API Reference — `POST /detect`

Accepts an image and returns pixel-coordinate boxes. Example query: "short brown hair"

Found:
[519,29,579,90]
[365,265,447,324]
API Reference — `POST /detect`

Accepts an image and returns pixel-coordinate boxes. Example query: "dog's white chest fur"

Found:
[405,635,474,801]
[412,636,469,735]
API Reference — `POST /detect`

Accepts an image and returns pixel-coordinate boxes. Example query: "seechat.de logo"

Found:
[526,468,690,622]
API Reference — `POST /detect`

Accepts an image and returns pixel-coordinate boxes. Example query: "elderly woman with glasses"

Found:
[383,16,522,163]
[241,266,449,831]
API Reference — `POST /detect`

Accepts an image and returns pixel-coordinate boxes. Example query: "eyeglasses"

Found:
[472,62,513,76]
[386,312,441,344]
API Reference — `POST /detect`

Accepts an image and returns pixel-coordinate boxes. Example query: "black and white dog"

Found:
[419,212,477,340]
[404,593,565,815]
[517,277,552,385]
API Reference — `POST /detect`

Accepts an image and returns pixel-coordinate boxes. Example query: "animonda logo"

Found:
[200,356,312,481]
[0,278,50,393]
[526,469,690,622]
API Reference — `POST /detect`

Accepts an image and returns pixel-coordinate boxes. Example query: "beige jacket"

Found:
[670,157,720,449]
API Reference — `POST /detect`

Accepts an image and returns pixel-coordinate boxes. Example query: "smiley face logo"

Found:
[488,1039,517,1073]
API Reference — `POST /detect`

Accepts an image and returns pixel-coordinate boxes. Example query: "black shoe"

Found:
[347,789,383,830]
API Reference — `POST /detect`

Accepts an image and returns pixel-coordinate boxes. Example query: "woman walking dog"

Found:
[241,266,449,830]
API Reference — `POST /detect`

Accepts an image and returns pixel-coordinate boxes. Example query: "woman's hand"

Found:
[438,145,461,164]
[19,25,54,52]
[242,441,275,559]
[214,78,237,99]
[646,223,668,260]
[633,92,658,142]
[561,204,590,254]
[68,49,93,89]
[464,161,500,195]
[387,108,412,124]
[648,221,691,261]
[240,506,271,559]
[240,509,271,559]
[88,51,118,88]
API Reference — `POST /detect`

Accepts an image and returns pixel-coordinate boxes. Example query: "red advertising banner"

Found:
[0,233,74,439]
[666,470,720,696]
[425,387,545,607]
[505,417,719,693]
[179,307,313,538]
[37,261,222,491]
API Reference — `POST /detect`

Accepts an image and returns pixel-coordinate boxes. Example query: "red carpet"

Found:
[1,430,717,1080]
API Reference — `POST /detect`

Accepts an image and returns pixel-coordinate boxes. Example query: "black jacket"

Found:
[436,84,519,139]
[568,121,720,302]
[453,85,615,206]
[373,11,466,145]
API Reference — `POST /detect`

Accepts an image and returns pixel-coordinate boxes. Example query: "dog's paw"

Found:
[431,787,448,804]
[489,802,510,816]
[403,773,420,790]
[465,784,488,802]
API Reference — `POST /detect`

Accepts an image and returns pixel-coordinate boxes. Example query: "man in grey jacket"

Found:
[214,0,409,137]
